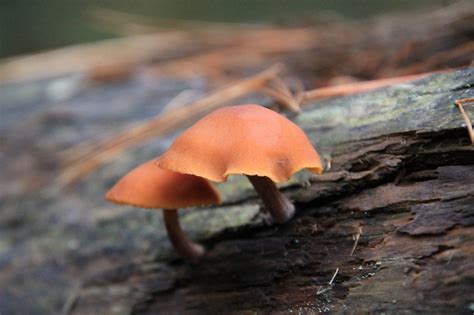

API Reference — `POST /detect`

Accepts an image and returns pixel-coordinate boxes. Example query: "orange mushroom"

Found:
[157,104,322,223]
[106,159,221,260]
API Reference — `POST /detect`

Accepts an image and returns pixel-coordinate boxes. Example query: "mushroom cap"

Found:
[157,104,323,183]
[105,160,221,209]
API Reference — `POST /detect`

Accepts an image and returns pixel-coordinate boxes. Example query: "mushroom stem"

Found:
[247,175,295,224]
[162,209,205,261]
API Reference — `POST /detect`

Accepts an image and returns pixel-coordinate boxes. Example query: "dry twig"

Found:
[395,42,474,76]
[454,98,474,144]
[316,268,339,295]
[260,77,305,112]
[329,268,339,285]
[261,85,301,113]
[350,227,363,256]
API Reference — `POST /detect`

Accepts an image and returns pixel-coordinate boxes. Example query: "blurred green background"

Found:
[1,0,451,59]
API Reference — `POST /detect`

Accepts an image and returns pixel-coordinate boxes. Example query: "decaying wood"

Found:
[68,68,473,315]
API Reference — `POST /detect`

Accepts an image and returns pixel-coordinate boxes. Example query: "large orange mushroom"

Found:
[157,104,322,223]
[106,159,221,260]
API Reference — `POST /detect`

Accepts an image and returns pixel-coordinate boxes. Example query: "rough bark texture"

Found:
[2,67,472,314]
[72,69,474,315]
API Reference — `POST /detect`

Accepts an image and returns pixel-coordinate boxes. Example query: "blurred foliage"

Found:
[1,0,452,58]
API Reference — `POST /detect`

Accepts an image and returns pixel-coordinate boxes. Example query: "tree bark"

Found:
[66,68,474,315]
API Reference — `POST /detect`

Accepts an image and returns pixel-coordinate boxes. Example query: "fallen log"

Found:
[64,68,473,314]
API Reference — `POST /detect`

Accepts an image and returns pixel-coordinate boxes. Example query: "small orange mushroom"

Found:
[106,159,221,260]
[157,104,322,223]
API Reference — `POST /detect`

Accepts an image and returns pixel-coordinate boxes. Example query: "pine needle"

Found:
[302,71,443,104]
[454,98,474,144]
[56,64,283,188]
